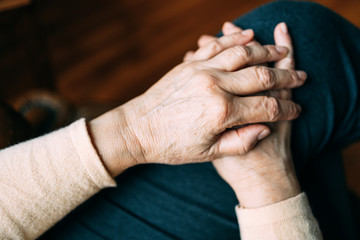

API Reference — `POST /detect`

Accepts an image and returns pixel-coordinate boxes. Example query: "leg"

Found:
[230,1,360,239]
[40,163,240,239]
[230,1,360,168]
[300,149,357,240]
[39,2,360,239]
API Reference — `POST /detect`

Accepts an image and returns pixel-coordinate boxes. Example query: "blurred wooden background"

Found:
[0,0,360,195]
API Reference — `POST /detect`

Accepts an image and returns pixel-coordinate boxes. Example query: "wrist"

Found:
[233,170,301,208]
[88,105,140,178]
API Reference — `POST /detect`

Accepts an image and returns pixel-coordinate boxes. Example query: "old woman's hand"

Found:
[89,24,305,177]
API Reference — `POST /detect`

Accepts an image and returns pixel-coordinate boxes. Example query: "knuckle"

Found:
[263,47,271,59]
[207,40,222,54]
[197,35,204,46]
[255,66,275,88]
[198,35,207,43]
[182,63,198,75]
[264,97,280,121]
[290,102,301,119]
[196,71,220,91]
[291,70,299,83]
[214,95,231,124]
[233,45,252,60]
[198,35,215,47]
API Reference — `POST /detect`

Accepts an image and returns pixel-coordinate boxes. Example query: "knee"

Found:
[259,1,333,15]
[232,1,341,44]
[253,1,338,28]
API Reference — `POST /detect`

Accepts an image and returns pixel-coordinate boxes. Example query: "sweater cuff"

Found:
[69,119,116,189]
[236,193,311,227]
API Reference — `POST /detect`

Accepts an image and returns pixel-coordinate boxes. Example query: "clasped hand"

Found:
[89,22,305,182]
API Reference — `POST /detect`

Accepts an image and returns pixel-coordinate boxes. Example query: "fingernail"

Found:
[280,22,288,34]
[275,46,288,54]
[241,29,253,36]
[257,129,270,141]
[296,71,307,81]
[296,104,302,112]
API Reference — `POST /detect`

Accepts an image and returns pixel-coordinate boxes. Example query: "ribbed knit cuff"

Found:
[69,119,116,189]
[236,193,311,227]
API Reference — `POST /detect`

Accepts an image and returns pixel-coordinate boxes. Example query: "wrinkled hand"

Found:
[89,24,305,177]
[212,22,301,208]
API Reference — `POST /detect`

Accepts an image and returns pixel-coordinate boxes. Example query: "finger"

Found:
[198,21,246,51]
[246,41,261,47]
[183,51,195,62]
[245,41,268,67]
[225,96,301,128]
[197,22,246,55]
[266,89,292,100]
[222,22,261,49]
[198,35,217,48]
[214,124,270,156]
[218,66,306,95]
[192,30,254,61]
[222,21,243,35]
[206,44,288,71]
[274,22,294,70]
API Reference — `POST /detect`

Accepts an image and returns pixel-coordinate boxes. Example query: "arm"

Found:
[211,22,322,239]
[0,29,305,238]
[0,119,116,239]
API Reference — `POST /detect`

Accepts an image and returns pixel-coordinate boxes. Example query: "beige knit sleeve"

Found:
[236,193,323,240]
[0,119,116,240]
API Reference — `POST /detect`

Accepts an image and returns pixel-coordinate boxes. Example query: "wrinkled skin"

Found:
[89,22,306,178]
[208,22,301,208]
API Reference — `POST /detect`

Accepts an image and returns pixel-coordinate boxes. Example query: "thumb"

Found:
[274,22,295,70]
[215,124,270,156]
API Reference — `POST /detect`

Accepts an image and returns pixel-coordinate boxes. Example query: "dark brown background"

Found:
[1,0,360,195]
